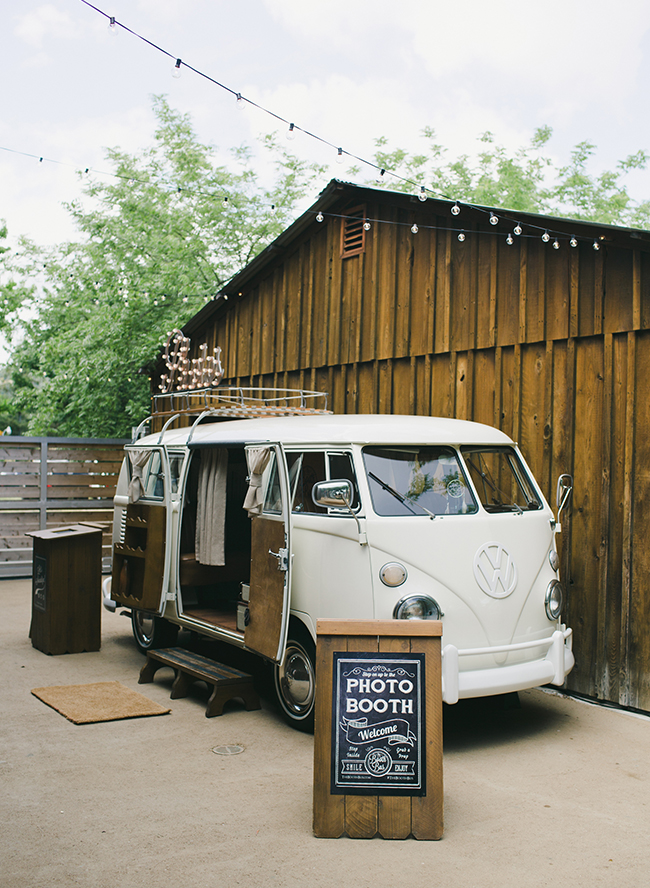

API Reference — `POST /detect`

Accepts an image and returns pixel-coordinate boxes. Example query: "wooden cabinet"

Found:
[28,524,102,655]
[111,503,166,610]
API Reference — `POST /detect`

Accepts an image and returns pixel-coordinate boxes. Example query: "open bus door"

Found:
[111,447,173,627]
[243,443,293,664]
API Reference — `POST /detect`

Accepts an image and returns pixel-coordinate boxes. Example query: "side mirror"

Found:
[555,473,573,531]
[312,479,353,509]
[312,479,367,547]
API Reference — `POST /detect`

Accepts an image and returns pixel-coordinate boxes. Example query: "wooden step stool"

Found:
[138,647,261,718]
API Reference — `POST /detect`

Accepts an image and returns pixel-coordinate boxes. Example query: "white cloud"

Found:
[13,4,79,48]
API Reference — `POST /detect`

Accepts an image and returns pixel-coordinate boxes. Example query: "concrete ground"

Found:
[2,577,650,888]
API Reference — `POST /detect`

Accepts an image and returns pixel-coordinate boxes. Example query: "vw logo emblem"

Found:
[473,542,518,598]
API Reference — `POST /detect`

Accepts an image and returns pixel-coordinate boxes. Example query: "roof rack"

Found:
[131,387,331,443]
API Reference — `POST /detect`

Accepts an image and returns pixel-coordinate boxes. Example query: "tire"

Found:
[273,627,316,732]
[131,610,179,654]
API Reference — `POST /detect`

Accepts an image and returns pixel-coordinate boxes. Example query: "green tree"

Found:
[2,97,324,437]
[369,126,650,228]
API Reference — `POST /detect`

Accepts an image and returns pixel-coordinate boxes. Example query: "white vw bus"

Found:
[105,409,574,730]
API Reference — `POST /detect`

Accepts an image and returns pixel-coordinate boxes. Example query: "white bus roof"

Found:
[131,414,514,449]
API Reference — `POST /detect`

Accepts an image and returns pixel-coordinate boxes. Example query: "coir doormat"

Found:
[31,681,171,724]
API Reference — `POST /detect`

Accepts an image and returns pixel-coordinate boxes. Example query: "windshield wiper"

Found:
[368,472,436,519]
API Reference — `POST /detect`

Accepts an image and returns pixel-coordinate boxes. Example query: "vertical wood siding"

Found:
[167,202,650,712]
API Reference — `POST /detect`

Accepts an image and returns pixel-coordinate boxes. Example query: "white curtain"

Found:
[128,450,151,503]
[243,447,272,517]
[195,448,229,566]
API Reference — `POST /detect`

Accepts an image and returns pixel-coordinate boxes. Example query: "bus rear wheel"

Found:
[131,610,178,654]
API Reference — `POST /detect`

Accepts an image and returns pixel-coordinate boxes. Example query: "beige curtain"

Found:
[195,448,229,565]
[243,447,272,517]
[128,450,152,503]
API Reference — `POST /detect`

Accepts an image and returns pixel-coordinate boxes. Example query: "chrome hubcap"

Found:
[278,642,315,716]
[134,612,154,646]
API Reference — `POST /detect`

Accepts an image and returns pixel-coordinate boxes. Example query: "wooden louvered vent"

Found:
[340,205,367,258]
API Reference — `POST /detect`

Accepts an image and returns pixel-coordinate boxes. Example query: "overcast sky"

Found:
[3,0,650,248]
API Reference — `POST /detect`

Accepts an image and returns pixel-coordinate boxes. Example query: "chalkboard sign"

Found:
[33,554,47,613]
[331,651,426,796]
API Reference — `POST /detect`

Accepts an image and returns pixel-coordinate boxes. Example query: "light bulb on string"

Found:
[451,202,461,216]
[316,212,324,223]
[222,195,229,208]
[418,187,427,202]
[506,233,514,245]
[458,231,466,242]
[570,236,578,248]
[376,168,386,185]
[514,223,522,236]
[411,223,419,234]
[286,123,296,141]
[172,59,182,78]
[542,231,550,243]
[489,213,499,226]
[363,221,371,231]
[336,147,344,164]
[108,16,117,34]
[553,240,560,250]
[593,240,600,251]
[236,93,245,110]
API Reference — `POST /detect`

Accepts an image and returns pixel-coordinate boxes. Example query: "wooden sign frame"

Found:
[313,619,443,840]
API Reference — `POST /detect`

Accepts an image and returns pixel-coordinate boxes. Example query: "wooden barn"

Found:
[150,178,650,714]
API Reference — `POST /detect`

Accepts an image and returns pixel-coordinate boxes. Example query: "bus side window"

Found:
[328,452,360,510]
[291,452,327,513]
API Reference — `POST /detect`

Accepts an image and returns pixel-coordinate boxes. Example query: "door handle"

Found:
[268,547,289,571]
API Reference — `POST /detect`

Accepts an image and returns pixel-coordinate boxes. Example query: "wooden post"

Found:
[313,619,443,840]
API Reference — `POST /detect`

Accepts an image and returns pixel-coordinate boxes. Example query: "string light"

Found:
[411,223,419,234]
[458,231,466,242]
[78,0,632,249]
[363,221,371,231]
[1,136,611,260]
[553,239,560,250]
[286,123,296,141]
[506,233,514,245]
[172,58,182,79]
[108,15,116,34]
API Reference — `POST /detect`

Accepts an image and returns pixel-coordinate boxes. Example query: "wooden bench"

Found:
[138,647,261,718]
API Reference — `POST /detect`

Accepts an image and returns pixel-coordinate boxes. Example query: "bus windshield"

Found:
[461,446,542,513]
[363,446,477,516]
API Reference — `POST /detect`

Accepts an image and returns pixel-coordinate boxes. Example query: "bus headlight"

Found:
[545,580,564,620]
[393,594,443,621]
